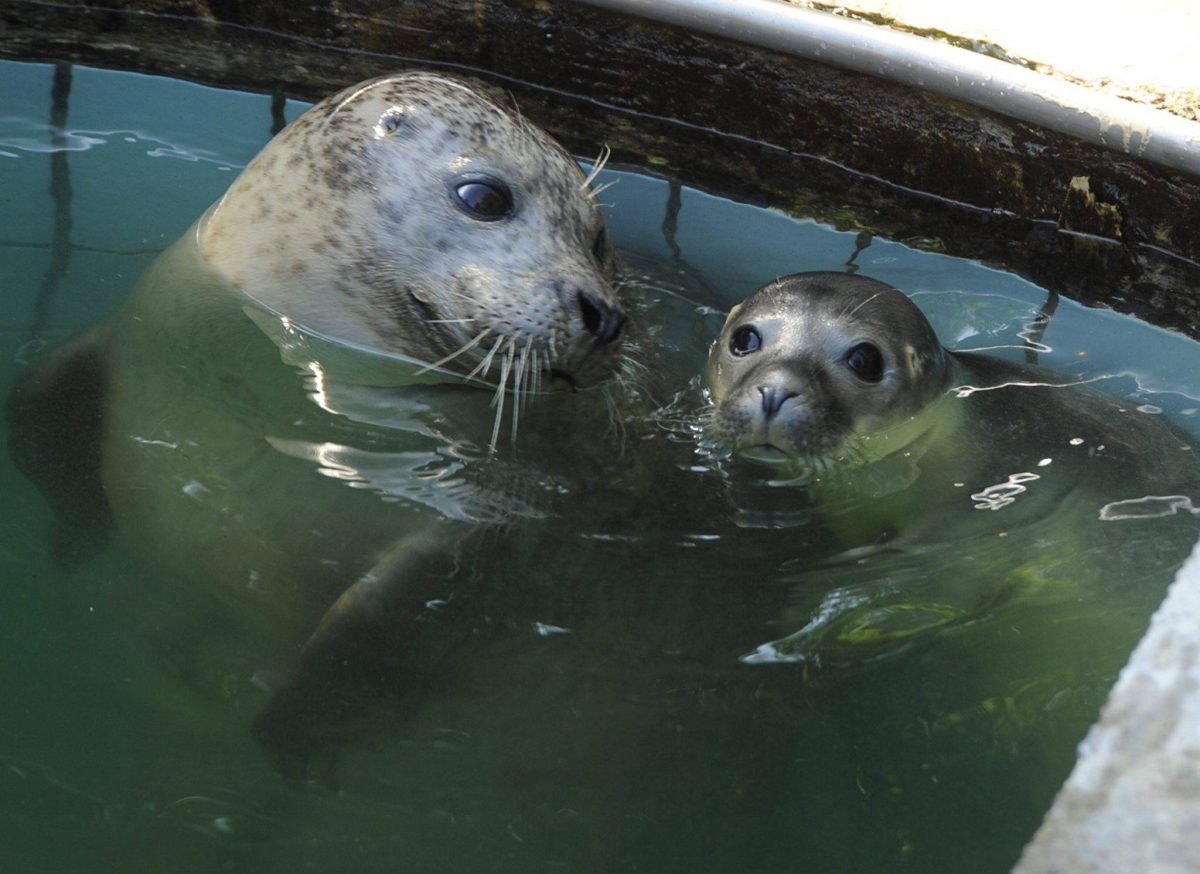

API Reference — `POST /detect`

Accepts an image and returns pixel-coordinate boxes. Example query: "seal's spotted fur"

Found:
[201,72,622,391]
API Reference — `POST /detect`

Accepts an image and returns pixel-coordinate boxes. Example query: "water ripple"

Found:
[0,120,242,169]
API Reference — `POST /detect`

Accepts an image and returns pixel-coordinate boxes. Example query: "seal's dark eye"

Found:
[452,178,513,221]
[845,342,884,382]
[729,325,762,357]
[591,227,608,262]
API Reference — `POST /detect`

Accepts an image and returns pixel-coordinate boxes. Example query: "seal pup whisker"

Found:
[601,381,629,455]
[841,291,883,321]
[414,328,492,376]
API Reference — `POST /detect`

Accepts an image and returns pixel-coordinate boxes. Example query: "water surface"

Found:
[2,61,1199,874]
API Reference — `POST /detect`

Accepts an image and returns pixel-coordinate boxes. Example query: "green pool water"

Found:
[2,60,1199,874]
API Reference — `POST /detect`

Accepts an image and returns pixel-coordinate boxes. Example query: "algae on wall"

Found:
[1,0,1198,334]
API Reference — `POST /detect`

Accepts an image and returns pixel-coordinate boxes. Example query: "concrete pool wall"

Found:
[3,0,1199,331]
[1016,539,1200,871]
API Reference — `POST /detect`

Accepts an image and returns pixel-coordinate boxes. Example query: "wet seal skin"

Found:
[701,271,1200,661]
[5,72,627,780]
[201,71,625,401]
[704,272,947,472]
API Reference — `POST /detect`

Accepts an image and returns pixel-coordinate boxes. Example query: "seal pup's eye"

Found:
[451,177,513,221]
[845,342,885,382]
[729,325,762,357]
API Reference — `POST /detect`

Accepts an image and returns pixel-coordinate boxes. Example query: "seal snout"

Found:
[749,375,808,453]
[576,290,626,346]
[759,384,798,418]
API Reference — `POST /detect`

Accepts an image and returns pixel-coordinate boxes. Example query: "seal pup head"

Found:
[703,272,948,467]
[199,72,624,393]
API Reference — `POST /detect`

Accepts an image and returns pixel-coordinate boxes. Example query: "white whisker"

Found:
[466,335,505,382]
[530,348,542,397]
[603,384,628,455]
[591,179,619,198]
[523,338,535,404]
[489,338,516,452]
[843,292,882,321]
[511,339,530,443]
[415,329,490,375]
[581,144,611,190]
[490,339,516,410]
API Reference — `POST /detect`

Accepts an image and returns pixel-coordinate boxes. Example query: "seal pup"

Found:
[702,272,1200,661]
[6,72,626,776]
[704,272,946,472]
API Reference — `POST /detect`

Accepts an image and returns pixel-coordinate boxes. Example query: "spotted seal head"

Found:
[703,272,949,465]
[199,72,624,392]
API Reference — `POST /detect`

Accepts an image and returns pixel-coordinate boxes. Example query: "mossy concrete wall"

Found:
[1,0,1198,336]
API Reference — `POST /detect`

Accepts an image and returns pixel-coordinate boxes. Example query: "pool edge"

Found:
[1014,534,1200,872]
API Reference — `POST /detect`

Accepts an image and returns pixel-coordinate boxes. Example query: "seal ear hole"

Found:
[377,109,408,136]
[451,177,514,221]
[729,325,762,357]
[845,342,885,383]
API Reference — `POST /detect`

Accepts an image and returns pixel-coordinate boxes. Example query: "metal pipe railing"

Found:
[574,0,1200,178]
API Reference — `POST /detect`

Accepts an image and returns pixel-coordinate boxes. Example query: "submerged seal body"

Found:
[702,271,1200,662]
[6,72,627,773]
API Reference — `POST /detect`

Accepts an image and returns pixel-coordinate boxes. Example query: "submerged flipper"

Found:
[253,529,465,781]
[5,329,112,566]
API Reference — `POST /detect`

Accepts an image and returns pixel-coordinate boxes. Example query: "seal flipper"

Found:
[253,529,463,781]
[6,328,112,566]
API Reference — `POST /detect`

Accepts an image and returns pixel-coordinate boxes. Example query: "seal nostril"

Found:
[578,290,602,335]
[759,386,796,417]
[576,291,625,346]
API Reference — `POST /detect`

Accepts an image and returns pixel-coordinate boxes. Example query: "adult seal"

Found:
[199,72,625,395]
[702,271,1200,662]
[7,72,627,775]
